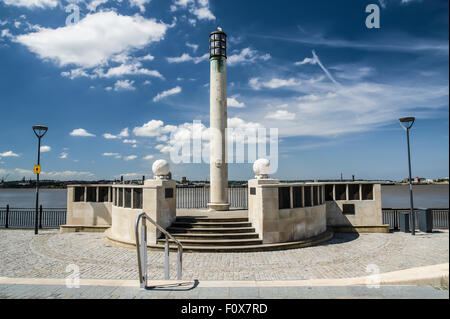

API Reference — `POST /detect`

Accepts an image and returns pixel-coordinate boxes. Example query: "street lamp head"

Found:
[32,125,48,138]
[399,117,415,130]
[209,27,227,59]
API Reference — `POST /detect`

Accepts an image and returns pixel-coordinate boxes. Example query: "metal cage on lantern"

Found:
[209,28,227,59]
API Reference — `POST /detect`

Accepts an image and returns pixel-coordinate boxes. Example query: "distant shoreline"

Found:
[0,181,448,189]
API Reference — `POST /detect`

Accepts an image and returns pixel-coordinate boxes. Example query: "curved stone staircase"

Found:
[152,216,333,252]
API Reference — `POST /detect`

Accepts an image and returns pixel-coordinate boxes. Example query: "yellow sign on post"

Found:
[34,165,40,174]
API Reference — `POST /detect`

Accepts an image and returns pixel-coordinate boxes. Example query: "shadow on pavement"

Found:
[145,279,199,291]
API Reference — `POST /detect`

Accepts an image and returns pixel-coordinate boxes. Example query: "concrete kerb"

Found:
[0,263,448,289]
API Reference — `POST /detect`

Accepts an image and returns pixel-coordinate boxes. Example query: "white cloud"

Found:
[153,86,181,102]
[1,0,58,9]
[16,11,168,68]
[103,128,129,139]
[1,29,13,39]
[332,65,375,81]
[294,57,317,66]
[118,128,129,138]
[103,152,121,159]
[40,145,51,152]
[171,0,215,21]
[173,0,194,8]
[124,155,137,161]
[138,54,154,61]
[94,62,163,79]
[134,117,265,158]
[129,0,151,12]
[61,68,92,80]
[228,117,262,130]
[143,80,151,85]
[242,77,448,138]
[166,53,208,64]
[143,155,154,160]
[190,6,215,20]
[123,139,137,144]
[0,151,19,157]
[249,77,302,90]
[87,0,109,11]
[114,79,135,91]
[103,133,118,139]
[186,42,198,52]
[228,48,271,66]
[227,95,245,108]
[133,120,177,137]
[70,128,96,137]
[265,110,296,120]
[59,152,68,159]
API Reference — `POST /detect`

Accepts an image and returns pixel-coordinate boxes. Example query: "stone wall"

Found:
[107,179,176,245]
[66,185,113,227]
[324,183,383,227]
[248,179,327,244]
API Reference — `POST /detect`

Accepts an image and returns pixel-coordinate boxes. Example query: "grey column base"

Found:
[207,203,231,211]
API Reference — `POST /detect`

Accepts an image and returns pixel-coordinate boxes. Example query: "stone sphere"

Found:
[152,159,170,176]
[253,158,271,176]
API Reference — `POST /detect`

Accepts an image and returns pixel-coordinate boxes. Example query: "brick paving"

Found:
[0,229,448,281]
[0,284,447,299]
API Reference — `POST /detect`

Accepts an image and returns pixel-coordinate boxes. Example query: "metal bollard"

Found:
[140,216,147,288]
[39,205,43,229]
[165,234,170,280]
[177,245,183,280]
[5,204,9,228]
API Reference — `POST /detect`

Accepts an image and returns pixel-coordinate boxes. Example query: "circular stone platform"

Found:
[105,209,333,252]
[105,228,334,253]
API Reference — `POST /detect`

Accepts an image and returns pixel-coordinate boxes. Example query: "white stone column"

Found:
[208,28,230,211]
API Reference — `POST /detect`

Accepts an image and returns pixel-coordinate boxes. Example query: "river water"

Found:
[0,184,448,209]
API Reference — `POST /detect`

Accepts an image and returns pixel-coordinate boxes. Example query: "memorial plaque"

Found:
[165,188,174,199]
[343,204,355,215]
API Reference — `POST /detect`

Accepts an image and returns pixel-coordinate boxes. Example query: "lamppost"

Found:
[399,117,415,235]
[33,125,48,235]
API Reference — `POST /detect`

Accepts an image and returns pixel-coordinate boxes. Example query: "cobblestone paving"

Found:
[0,229,448,281]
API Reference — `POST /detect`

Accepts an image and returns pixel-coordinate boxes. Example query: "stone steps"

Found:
[157,238,263,247]
[171,221,252,228]
[151,216,333,252]
[149,230,334,253]
[159,216,261,251]
[176,217,249,223]
[169,232,260,240]
[167,226,256,234]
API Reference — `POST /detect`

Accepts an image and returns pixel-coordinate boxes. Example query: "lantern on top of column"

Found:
[209,27,227,59]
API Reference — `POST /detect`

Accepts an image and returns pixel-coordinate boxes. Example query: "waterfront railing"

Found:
[382,208,449,230]
[176,186,248,209]
[0,205,66,229]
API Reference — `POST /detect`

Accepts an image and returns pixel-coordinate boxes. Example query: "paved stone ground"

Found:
[0,284,447,299]
[0,229,448,281]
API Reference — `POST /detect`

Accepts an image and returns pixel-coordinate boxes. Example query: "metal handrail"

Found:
[135,212,183,288]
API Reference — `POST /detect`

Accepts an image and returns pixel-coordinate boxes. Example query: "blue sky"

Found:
[0,0,448,181]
